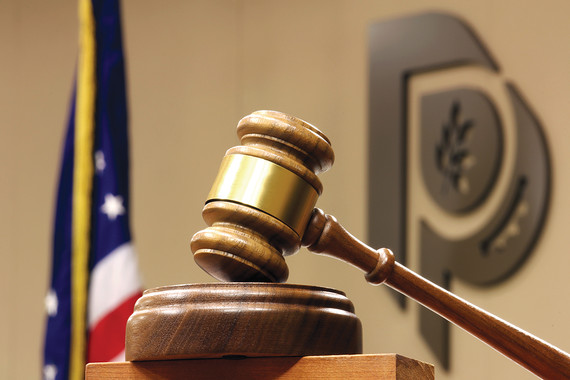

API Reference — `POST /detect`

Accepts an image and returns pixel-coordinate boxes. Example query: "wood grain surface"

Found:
[191,110,334,283]
[125,283,362,361]
[87,354,434,380]
[303,208,570,379]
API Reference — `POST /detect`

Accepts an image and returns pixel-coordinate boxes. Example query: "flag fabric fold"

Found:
[43,1,142,379]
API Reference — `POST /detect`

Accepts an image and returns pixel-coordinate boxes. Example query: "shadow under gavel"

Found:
[160,111,570,378]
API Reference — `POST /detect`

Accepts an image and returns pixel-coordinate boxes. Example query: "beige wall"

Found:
[1,1,78,378]
[2,0,569,378]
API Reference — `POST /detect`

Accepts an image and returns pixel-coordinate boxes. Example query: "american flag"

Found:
[43,1,142,379]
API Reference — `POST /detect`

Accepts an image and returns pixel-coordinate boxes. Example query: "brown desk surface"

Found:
[86,353,434,379]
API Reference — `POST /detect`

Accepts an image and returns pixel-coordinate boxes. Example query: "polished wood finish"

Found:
[86,354,434,380]
[192,201,293,282]
[190,111,570,378]
[192,110,334,283]
[125,283,362,361]
[303,209,570,379]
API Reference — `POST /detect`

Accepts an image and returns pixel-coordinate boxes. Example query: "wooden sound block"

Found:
[125,283,362,361]
[87,354,434,379]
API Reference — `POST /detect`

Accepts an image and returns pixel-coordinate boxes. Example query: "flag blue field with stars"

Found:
[43,1,142,379]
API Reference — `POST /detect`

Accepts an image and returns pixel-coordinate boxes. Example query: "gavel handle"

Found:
[302,209,570,379]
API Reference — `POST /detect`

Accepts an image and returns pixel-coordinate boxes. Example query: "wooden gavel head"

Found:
[190,110,334,282]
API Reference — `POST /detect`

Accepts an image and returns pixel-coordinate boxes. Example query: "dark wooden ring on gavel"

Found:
[190,110,570,379]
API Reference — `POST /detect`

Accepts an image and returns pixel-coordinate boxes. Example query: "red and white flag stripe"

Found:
[87,242,142,362]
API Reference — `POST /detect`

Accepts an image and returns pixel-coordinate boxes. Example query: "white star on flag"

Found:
[95,150,106,173]
[45,289,58,317]
[101,194,125,220]
[43,364,57,380]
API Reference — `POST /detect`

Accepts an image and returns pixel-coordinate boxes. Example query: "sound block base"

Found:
[126,283,362,361]
[86,354,434,379]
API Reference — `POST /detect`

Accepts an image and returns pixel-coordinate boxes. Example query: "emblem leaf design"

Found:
[435,102,475,194]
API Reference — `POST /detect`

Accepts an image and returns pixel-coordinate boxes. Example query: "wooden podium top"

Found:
[86,354,434,379]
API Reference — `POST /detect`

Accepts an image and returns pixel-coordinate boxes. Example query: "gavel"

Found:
[188,110,570,379]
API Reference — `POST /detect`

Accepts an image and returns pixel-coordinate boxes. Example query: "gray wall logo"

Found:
[368,12,550,369]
